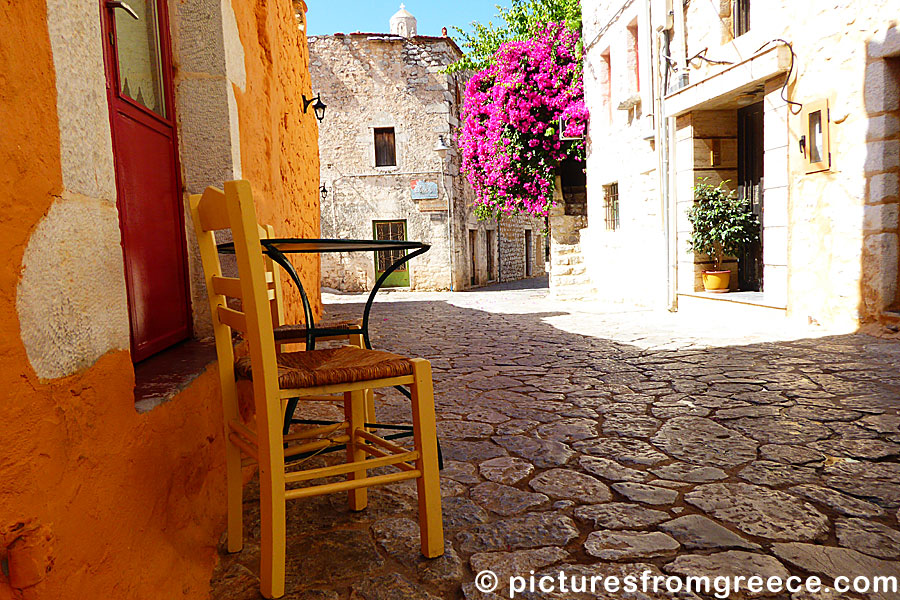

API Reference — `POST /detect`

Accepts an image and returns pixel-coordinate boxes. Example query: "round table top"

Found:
[217,238,430,254]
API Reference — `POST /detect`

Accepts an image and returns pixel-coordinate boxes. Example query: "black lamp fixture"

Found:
[319,183,328,200]
[302,93,327,122]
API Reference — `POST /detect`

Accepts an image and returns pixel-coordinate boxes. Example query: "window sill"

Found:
[134,339,217,414]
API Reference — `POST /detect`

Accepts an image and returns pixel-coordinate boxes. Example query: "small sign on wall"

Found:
[411,180,439,200]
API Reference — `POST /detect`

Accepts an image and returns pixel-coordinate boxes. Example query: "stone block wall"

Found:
[499,214,546,282]
[861,35,900,320]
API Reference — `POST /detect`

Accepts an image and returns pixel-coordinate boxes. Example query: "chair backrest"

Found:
[189,181,286,469]
[259,223,287,333]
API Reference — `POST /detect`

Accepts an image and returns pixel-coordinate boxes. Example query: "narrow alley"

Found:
[212,279,900,599]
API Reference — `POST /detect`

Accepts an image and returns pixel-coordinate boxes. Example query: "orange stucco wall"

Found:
[1,1,324,597]
[0,3,226,599]
[232,0,322,324]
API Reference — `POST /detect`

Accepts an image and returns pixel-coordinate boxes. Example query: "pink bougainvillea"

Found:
[459,21,588,217]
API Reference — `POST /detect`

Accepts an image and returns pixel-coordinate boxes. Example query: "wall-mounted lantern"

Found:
[302,94,327,122]
[433,135,451,159]
[319,184,328,200]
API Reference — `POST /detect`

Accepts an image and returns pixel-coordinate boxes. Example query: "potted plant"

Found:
[686,180,760,292]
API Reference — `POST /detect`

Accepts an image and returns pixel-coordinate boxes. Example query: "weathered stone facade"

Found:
[579,0,900,329]
[310,9,544,292]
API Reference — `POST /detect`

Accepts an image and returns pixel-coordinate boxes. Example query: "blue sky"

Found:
[306,1,510,37]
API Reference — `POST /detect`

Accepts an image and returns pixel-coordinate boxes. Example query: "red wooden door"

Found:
[101,0,191,361]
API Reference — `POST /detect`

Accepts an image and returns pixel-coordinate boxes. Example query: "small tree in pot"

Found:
[686,179,760,292]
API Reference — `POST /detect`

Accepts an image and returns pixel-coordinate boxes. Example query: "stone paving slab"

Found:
[210,282,900,599]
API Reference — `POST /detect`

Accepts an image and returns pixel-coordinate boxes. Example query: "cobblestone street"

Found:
[212,279,900,600]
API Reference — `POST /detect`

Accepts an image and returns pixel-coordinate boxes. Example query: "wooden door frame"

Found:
[100,0,193,360]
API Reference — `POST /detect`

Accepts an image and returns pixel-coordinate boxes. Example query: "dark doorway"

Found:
[525,230,533,277]
[469,230,477,286]
[737,101,764,292]
[560,158,587,216]
[101,0,191,362]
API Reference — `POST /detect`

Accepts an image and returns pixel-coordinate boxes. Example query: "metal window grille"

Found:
[373,220,407,272]
[603,183,620,231]
[374,128,396,166]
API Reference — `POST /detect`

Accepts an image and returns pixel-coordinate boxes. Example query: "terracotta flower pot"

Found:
[702,270,731,292]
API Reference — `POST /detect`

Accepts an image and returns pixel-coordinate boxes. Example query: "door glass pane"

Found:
[115,0,166,117]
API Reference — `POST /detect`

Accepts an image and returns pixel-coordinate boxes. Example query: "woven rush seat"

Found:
[235,345,413,389]
[272,318,362,341]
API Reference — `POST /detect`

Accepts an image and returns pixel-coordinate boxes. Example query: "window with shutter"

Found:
[374,127,397,166]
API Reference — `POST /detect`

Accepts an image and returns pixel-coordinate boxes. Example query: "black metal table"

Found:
[217,238,430,351]
[216,237,437,465]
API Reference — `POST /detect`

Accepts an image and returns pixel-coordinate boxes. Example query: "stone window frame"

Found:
[368,122,403,171]
[374,127,397,167]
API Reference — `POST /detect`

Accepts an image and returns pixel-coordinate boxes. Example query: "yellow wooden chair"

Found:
[190,180,443,599]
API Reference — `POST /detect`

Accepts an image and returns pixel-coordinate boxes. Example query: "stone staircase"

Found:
[549,242,597,301]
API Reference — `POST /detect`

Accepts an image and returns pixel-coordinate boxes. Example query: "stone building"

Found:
[0,1,320,597]
[576,0,900,330]
[310,6,545,292]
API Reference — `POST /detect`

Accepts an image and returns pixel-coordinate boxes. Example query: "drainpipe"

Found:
[441,156,456,292]
[658,28,676,311]
[437,150,454,292]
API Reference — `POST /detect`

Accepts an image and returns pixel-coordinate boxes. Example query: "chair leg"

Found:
[345,389,368,511]
[365,389,376,427]
[224,434,244,553]
[409,358,444,558]
[348,330,376,431]
[258,455,287,598]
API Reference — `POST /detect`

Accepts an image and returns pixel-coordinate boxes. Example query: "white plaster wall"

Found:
[16,0,131,379]
[582,0,667,307]
[17,197,131,379]
[45,0,118,201]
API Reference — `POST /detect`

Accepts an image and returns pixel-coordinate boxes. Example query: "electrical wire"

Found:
[756,38,803,114]
[687,47,733,66]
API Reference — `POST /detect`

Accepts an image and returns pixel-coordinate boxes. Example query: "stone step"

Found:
[552,272,591,285]
[552,244,581,256]
[550,285,599,301]
[552,265,587,277]
[553,254,584,267]
[676,292,788,322]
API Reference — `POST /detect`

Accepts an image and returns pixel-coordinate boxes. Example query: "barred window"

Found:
[603,182,620,231]
[373,220,407,272]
